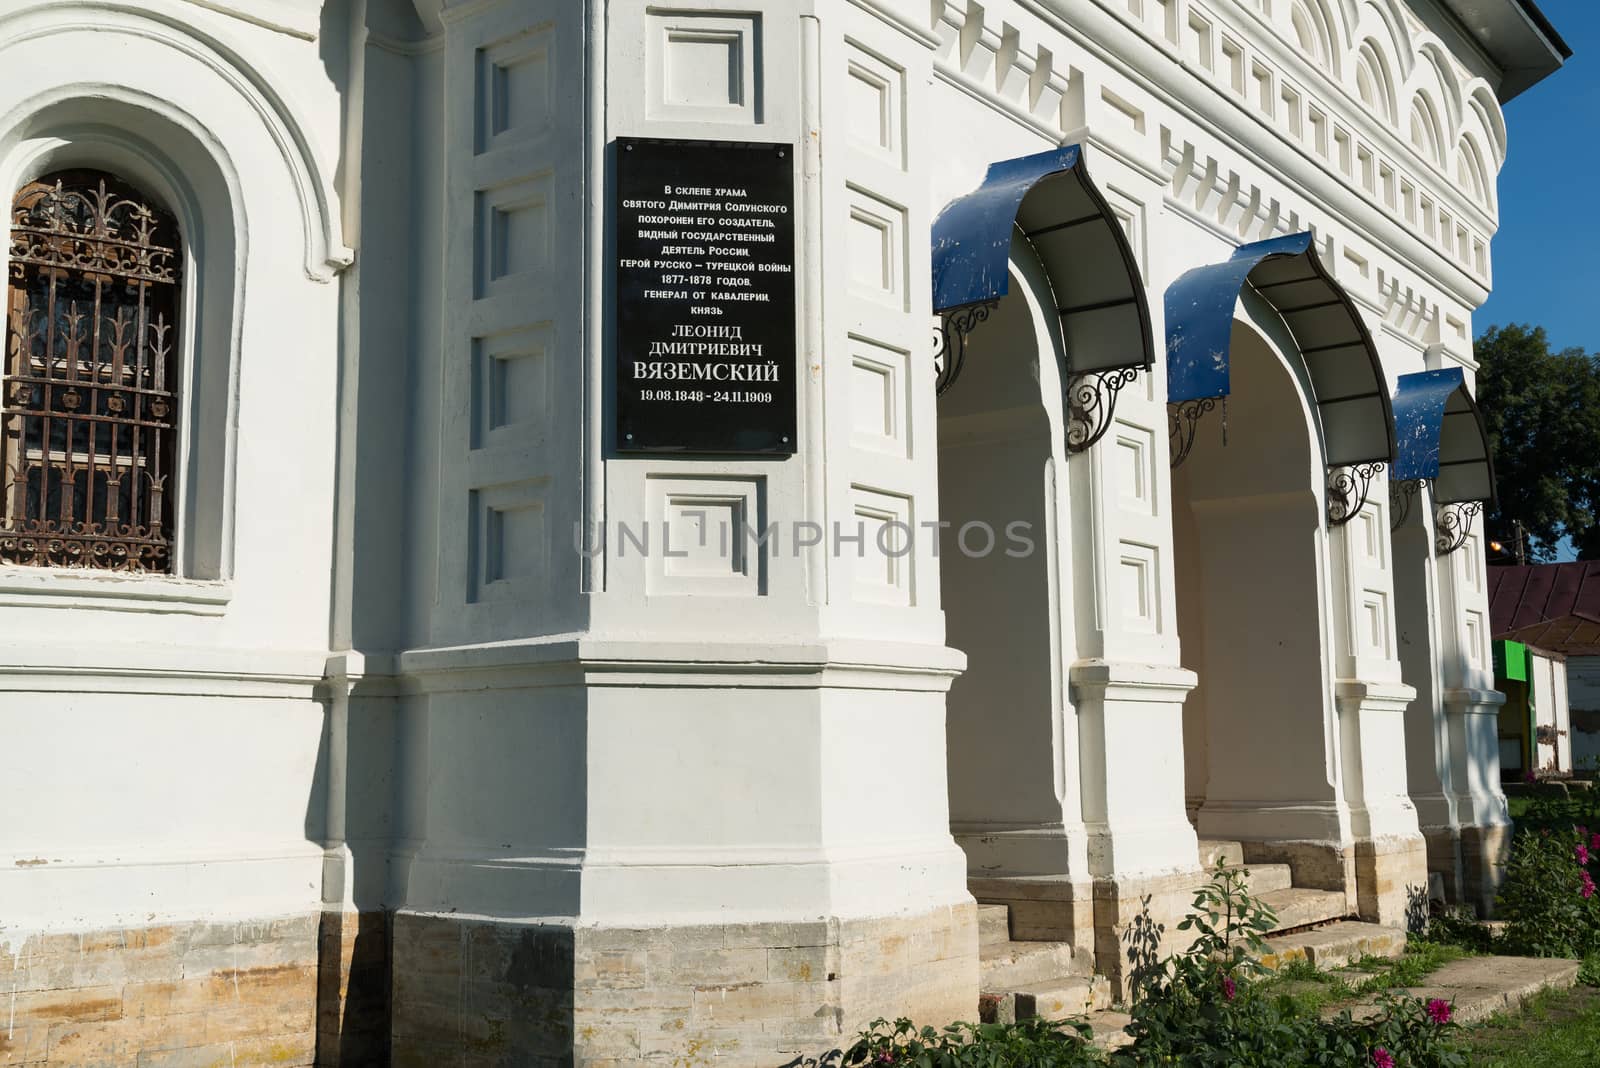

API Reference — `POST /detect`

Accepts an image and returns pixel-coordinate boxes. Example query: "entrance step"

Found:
[1244,863,1294,896]
[1198,838,1244,868]
[980,938,1091,989]
[1260,920,1407,972]
[978,975,1113,1024]
[1348,955,1581,1025]
[1258,887,1350,933]
[978,903,1010,947]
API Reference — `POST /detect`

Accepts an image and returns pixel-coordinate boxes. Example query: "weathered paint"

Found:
[931,144,1153,374]
[1392,367,1497,505]
[1164,231,1397,467]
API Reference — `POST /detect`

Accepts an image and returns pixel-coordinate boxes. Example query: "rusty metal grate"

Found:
[3,170,181,572]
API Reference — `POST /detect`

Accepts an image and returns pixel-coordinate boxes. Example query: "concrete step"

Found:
[1260,921,1407,972]
[1198,838,1244,868]
[979,939,1090,989]
[1258,887,1350,933]
[1083,1010,1134,1051]
[1014,974,1114,1020]
[1357,955,1582,1025]
[977,903,1010,947]
[1243,863,1294,896]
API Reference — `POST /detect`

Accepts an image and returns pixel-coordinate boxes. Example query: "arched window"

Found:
[3,170,181,572]
[1355,43,1396,124]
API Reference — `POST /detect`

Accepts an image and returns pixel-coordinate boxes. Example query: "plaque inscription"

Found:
[615,137,798,454]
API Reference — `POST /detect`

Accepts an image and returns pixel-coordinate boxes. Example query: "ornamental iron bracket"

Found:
[1168,397,1219,469]
[1435,501,1484,556]
[933,300,999,396]
[1067,367,1142,453]
[1327,462,1386,527]
[1389,478,1425,532]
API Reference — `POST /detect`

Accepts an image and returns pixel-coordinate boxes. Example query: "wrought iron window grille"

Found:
[1435,501,1484,556]
[1168,395,1225,469]
[932,300,998,396]
[1327,462,1386,527]
[3,170,182,573]
[1066,367,1141,453]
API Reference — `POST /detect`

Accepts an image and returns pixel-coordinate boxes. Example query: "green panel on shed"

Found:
[1494,640,1529,683]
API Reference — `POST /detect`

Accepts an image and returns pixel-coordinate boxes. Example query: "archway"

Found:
[940,234,1078,879]
[1173,313,1342,878]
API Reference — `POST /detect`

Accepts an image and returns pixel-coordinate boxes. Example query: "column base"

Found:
[1461,822,1513,917]
[1419,824,1465,904]
[390,904,978,1065]
[1354,834,1430,927]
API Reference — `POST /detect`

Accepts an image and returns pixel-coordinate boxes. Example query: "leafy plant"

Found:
[1497,826,1600,959]
[840,1016,1105,1067]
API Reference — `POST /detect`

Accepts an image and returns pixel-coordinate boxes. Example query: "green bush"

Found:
[841,1017,1104,1067]
[833,866,1466,1068]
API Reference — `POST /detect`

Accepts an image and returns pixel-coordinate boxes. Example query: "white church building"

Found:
[0,0,1568,1063]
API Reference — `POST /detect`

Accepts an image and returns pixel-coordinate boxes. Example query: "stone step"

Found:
[1257,887,1350,933]
[1198,838,1244,868]
[980,939,1090,989]
[1259,920,1407,972]
[978,903,1011,947]
[1014,974,1114,1020]
[1243,863,1293,896]
[1357,955,1581,1025]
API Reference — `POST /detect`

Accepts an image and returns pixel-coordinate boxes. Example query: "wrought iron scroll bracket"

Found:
[1168,397,1218,469]
[1067,367,1142,453]
[933,300,999,396]
[1435,501,1484,556]
[1327,462,1386,527]
[1389,478,1426,532]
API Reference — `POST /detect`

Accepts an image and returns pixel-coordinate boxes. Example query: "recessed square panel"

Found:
[476,26,554,153]
[647,11,762,124]
[645,477,766,597]
[472,324,552,448]
[468,480,550,604]
[849,337,909,455]
[1113,423,1155,515]
[475,174,552,299]
[846,187,906,308]
[1119,542,1159,633]
[845,43,904,166]
[852,487,913,606]
[1362,589,1392,657]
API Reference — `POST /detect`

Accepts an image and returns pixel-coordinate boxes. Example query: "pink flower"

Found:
[877,1053,895,1064]
[1580,845,1591,866]
[1222,976,1237,1001]
[1583,872,1597,899]
[1590,832,1599,852]
[1427,998,1453,1024]
[1525,769,1537,783]
[1372,1048,1396,1068]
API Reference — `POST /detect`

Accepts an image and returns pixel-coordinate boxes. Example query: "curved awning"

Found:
[1166,232,1395,467]
[931,144,1153,374]
[1392,367,1497,506]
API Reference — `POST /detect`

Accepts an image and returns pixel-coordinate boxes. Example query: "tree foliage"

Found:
[1474,324,1600,561]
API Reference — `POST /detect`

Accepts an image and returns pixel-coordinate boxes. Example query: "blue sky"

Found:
[1476,1,1600,352]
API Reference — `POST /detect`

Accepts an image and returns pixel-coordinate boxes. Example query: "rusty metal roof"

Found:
[1489,562,1600,655]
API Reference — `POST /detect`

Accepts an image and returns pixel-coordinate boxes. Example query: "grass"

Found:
[1463,984,1600,1066]
[1251,939,1480,1017]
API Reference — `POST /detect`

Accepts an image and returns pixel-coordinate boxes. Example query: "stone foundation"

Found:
[1353,835,1430,927]
[1461,822,1513,917]
[1240,840,1355,899]
[1420,825,1465,903]
[391,903,977,1065]
[0,913,321,1066]
[316,910,391,1065]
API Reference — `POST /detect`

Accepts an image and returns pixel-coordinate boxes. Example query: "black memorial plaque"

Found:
[616,137,798,454]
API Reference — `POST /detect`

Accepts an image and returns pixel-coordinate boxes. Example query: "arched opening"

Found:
[1174,316,1335,848]
[1457,139,1490,207]
[1291,0,1338,75]
[940,235,1073,873]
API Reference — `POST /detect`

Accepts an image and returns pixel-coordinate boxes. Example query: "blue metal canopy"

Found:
[1165,232,1395,467]
[931,144,1153,374]
[1392,367,1497,506]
